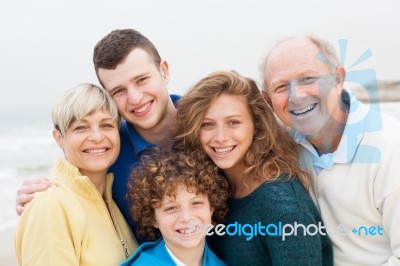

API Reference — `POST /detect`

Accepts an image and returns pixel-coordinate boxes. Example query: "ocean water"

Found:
[1,103,399,228]
[0,109,62,229]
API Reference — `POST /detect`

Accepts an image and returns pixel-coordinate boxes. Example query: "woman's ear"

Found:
[53,129,64,149]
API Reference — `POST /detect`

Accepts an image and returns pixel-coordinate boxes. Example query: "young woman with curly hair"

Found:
[122,148,229,266]
[174,71,333,266]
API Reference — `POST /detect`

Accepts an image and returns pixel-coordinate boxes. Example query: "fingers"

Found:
[18,179,52,195]
[15,194,35,216]
[15,178,52,216]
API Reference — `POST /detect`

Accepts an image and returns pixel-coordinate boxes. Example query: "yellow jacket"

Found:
[15,159,138,266]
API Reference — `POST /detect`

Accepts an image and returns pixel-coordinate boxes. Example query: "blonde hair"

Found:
[175,71,309,189]
[52,83,120,136]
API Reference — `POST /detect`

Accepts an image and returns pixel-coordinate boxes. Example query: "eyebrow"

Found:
[203,114,243,120]
[76,116,114,123]
[109,72,151,92]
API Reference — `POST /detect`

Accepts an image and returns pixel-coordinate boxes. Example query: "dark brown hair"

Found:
[93,29,161,86]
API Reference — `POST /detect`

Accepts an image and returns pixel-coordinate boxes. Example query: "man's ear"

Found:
[53,129,64,149]
[336,66,346,85]
[160,60,170,81]
[261,90,273,109]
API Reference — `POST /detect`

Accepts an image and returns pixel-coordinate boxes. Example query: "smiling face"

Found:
[199,94,254,175]
[98,48,172,132]
[53,109,120,178]
[264,38,344,139]
[154,184,213,257]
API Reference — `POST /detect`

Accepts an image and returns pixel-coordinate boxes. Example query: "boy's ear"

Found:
[153,220,159,228]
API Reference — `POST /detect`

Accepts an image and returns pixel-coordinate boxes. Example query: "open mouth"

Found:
[83,148,110,154]
[132,101,152,114]
[290,103,317,116]
[176,226,198,235]
[212,146,235,155]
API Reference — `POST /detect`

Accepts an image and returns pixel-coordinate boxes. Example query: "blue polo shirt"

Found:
[109,94,180,242]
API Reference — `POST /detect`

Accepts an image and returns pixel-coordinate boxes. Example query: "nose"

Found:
[127,87,143,105]
[214,125,228,143]
[88,128,104,142]
[179,207,193,222]
[288,82,308,104]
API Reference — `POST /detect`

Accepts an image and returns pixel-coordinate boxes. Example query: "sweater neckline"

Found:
[52,159,114,202]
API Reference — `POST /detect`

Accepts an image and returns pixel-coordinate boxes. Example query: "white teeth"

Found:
[85,148,107,154]
[134,102,151,113]
[291,104,316,115]
[178,227,197,235]
[214,146,234,154]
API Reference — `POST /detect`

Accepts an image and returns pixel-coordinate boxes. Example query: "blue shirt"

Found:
[109,94,180,242]
[120,238,226,266]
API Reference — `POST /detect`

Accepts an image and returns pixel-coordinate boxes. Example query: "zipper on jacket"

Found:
[120,239,129,258]
[105,201,130,258]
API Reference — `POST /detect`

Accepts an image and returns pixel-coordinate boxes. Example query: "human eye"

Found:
[111,87,126,97]
[298,76,318,86]
[201,121,214,128]
[193,200,204,206]
[101,123,115,129]
[273,83,288,93]
[164,204,178,212]
[227,120,241,126]
[72,125,87,132]
[137,76,149,85]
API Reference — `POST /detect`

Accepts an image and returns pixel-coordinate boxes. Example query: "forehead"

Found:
[162,185,201,202]
[265,38,331,81]
[205,94,248,116]
[98,48,157,90]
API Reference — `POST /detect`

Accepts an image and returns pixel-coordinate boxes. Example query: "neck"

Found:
[83,172,107,196]
[167,240,204,266]
[136,100,177,150]
[223,164,260,199]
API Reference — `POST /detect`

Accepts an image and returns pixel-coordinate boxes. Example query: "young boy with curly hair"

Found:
[121,148,229,266]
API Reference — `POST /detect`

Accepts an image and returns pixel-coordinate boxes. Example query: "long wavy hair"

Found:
[174,70,309,188]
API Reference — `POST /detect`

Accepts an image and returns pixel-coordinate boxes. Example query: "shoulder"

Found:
[24,183,77,213]
[204,242,227,266]
[121,239,175,266]
[23,184,85,227]
[258,175,309,202]
[257,176,320,220]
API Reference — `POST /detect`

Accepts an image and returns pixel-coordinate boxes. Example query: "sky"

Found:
[1,0,399,111]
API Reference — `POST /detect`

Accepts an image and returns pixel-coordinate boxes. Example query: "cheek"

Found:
[199,130,209,148]
[112,97,126,112]
[271,94,287,112]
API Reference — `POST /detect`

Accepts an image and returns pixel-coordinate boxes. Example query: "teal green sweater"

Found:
[210,176,333,266]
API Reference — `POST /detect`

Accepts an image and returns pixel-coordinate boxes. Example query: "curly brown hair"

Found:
[174,70,309,189]
[127,148,230,241]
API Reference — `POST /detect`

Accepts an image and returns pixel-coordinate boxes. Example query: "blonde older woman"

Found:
[15,83,138,266]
